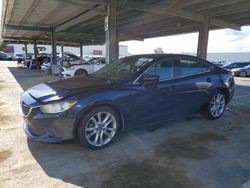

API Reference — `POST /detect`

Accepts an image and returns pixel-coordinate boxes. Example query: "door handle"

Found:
[207,77,213,83]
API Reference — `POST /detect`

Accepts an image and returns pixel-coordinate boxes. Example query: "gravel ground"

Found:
[0,61,250,188]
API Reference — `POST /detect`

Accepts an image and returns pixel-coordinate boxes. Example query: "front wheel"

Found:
[75,69,87,76]
[204,91,226,120]
[77,106,120,149]
[239,71,247,77]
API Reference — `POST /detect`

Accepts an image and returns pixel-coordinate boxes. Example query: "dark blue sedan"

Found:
[21,54,235,149]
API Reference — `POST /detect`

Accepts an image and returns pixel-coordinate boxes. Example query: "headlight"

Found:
[40,101,77,114]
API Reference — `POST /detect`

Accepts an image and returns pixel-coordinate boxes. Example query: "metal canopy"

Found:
[1,0,250,46]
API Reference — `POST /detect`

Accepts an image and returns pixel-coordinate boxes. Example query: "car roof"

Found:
[124,53,208,62]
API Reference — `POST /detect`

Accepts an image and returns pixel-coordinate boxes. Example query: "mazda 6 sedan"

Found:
[20,54,235,149]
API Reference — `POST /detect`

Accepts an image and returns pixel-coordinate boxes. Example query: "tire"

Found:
[77,106,120,150]
[239,71,247,77]
[75,69,87,76]
[203,90,226,120]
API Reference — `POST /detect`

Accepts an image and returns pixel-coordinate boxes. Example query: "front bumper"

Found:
[23,114,76,143]
[21,91,76,143]
[24,122,63,143]
[60,67,74,78]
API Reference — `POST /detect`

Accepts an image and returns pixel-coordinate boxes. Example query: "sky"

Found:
[120,26,250,54]
[1,0,250,55]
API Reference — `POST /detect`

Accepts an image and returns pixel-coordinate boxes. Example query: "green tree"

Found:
[154,47,164,54]
[0,42,6,51]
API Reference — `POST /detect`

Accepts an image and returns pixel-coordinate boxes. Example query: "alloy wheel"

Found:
[85,112,117,147]
[239,71,247,77]
[75,69,86,76]
[209,93,226,118]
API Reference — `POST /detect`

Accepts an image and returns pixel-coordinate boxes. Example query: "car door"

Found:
[245,66,250,76]
[170,58,214,115]
[128,59,180,126]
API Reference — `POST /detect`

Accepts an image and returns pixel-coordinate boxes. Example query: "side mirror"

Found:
[141,75,159,86]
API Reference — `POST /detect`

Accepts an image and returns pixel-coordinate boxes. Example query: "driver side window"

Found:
[145,60,174,81]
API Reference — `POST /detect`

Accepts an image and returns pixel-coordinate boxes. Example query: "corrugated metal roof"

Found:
[1,0,250,46]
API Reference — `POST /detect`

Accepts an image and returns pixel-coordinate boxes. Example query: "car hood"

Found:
[28,76,119,103]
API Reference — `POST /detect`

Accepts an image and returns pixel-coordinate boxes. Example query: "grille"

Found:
[21,102,31,116]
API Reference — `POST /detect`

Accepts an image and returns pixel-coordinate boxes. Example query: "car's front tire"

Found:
[75,69,87,76]
[239,71,247,77]
[204,90,226,120]
[77,106,120,150]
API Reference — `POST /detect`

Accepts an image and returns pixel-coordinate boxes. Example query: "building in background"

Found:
[3,46,14,56]
[6,44,128,58]
[4,43,249,63]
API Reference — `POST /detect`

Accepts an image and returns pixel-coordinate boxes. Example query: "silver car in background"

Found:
[232,64,250,77]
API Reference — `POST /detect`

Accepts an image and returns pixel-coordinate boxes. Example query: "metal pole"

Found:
[105,0,118,64]
[80,44,83,58]
[116,39,119,59]
[24,43,28,59]
[61,45,64,56]
[34,40,37,61]
[197,17,210,60]
[51,28,57,64]
[32,40,38,69]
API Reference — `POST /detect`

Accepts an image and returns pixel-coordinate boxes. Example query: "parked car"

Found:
[61,52,86,67]
[232,64,250,77]
[61,62,105,77]
[20,54,235,149]
[15,53,25,61]
[0,51,13,60]
[41,62,52,71]
[222,62,250,70]
[211,61,226,67]
[60,53,104,77]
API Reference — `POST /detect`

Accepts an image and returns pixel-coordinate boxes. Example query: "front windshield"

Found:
[92,56,154,81]
[88,57,102,64]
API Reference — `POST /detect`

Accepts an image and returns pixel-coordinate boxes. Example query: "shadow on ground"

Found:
[27,130,207,188]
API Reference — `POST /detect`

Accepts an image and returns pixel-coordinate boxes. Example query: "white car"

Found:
[41,62,51,70]
[61,52,85,66]
[61,63,105,77]
[60,52,105,77]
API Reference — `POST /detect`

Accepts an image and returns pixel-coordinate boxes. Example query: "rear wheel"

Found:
[239,71,247,77]
[204,90,226,120]
[77,106,120,149]
[75,69,87,76]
